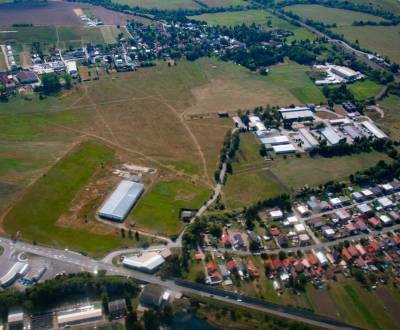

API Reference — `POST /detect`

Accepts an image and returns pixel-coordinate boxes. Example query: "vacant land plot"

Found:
[130,180,210,236]
[100,25,120,44]
[333,25,400,63]
[1,143,146,256]
[348,80,382,100]
[0,48,7,72]
[58,26,106,49]
[285,4,384,26]
[270,152,389,189]
[191,9,315,41]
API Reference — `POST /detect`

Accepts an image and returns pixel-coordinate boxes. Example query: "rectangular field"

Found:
[1,142,143,256]
[130,180,210,237]
[333,25,400,63]
[191,9,316,41]
[112,0,246,9]
[284,4,385,26]
[348,80,382,100]
[346,0,400,15]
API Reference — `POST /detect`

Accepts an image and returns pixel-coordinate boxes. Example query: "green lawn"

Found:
[191,9,316,41]
[284,4,385,26]
[130,181,210,237]
[333,25,400,63]
[375,94,400,140]
[2,142,143,256]
[348,80,382,100]
[270,152,390,190]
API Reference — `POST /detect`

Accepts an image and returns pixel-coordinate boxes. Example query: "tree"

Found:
[195,271,205,284]
[41,73,61,95]
[135,231,139,241]
[143,310,160,330]
[101,291,109,315]
[64,73,72,90]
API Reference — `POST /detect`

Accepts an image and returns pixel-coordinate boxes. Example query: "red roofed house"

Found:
[246,260,259,278]
[270,227,281,236]
[308,254,318,266]
[342,247,352,261]
[355,257,366,268]
[272,258,283,270]
[227,259,237,271]
[392,236,400,246]
[355,244,366,256]
[221,233,231,247]
[355,218,368,232]
[368,217,381,229]
[366,241,380,253]
[347,246,359,258]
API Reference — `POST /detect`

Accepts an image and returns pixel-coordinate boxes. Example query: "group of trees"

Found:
[0,272,139,317]
[245,194,291,220]
[350,159,400,186]
[214,130,240,182]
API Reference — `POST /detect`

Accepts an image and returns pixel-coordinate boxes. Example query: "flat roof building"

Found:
[98,180,144,222]
[299,128,319,149]
[321,127,342,145]
[260,136,289,146]
[273,144,296,154]
[331,65,360,81]
[123,251,166,273]
[361,121,388,139]
[57,308,102,327]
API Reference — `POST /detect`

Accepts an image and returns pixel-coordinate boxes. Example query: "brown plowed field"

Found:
[0,1,141,26]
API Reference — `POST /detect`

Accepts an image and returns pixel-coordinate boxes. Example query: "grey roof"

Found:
[99,180,144,221]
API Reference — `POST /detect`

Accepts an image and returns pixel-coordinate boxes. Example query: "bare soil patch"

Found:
[309,287,341,319]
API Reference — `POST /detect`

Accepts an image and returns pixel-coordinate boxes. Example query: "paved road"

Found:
[0,236,360,330]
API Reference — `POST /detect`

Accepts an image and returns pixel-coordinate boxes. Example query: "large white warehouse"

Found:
[98,180,144,222]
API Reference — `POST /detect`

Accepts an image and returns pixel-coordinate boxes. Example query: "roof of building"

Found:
[361,121,388,139]
[260,136,289,145]
[273,144,296,153]
[16,71,39,83]
[299,128,319,147]
[122,252,165,272]
[281,110,314,121]
[8,309,23,324]
[98,180,144,221]
[321,127,342,145]
[139,284,165,307]
[108,299,127,313]
[57,308,102,325]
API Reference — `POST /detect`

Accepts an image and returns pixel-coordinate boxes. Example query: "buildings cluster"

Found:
[234,103,388,155]
[0,260,46,289]
[313,63,364,85]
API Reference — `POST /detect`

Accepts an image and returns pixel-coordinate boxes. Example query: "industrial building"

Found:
[0,262,29,287]
[8,309,24,329]
[330,65,361,81]
[278,107,314,122]
[98,180,144,222]
[298,128,319,150]
[320,127,343,145]
[273,144,296,154]
[122,251,167,273]
[57,307,102,327]
[260,135,289,146]
[361,121,388,139]
[66,61,78,79]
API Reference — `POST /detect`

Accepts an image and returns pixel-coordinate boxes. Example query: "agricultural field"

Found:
[0,26,114,53]
[347,80,383,100]
[370,94,400,140]
[1,142,151,256]
[333,25,400,63]
[347,0,400,15]
[191,9,316,41]
[130,180,210,237]
[284,4,385,26]
[112,0,247,10]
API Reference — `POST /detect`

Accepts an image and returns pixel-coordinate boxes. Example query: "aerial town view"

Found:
[0,0,400,329]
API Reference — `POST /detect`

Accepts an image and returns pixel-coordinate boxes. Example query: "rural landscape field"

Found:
[0,0,400,329]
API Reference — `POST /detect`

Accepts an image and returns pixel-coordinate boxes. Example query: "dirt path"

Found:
[154,92,212,186]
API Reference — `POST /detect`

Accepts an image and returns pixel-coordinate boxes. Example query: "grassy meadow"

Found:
[348,80,382,100]
[191,9,316,41]
[372,94,400,140]
[1,143,144,256]
[333,25,400,63]
[284,4,385,26]
[111,0,247,9]
[130,181,210,236]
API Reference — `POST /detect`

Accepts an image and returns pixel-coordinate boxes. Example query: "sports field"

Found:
[1,142,149,256]
[112,0,247,9]
[284,4,385,26]
[191,10,316,41]
[333,25,400,63]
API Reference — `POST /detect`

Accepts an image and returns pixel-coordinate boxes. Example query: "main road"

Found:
[0,236,360,330]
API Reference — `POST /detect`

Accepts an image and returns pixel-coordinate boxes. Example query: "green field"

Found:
[348,80,382,100]
[130,181,210,236]
[333,25,400,63]
[284,4,385,26]
[270,152,390,189]
[347,0,400,15]
[1,142,151,256]
[112,0,247,9]
[0,26,109,53]
[374,94,400,140]
[191,9,316,41]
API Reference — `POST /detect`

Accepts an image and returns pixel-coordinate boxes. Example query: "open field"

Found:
[190,9,316,41]
[0,1,138,26]
[112,0,247,9]
[346,0,400,15]
[348,80,382,100]
[0,47,7,72]
[0,26,111,52]
[1,142,148,256]
[130,180,210,237]
[333,25,400,63]
[284,4,385,26]
[270,152,390,190]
